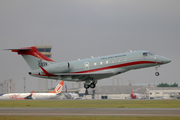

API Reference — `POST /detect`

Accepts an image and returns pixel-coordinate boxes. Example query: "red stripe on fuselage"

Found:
[73,61,160,73]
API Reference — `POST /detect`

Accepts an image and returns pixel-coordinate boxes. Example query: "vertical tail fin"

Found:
[8,46,55,70]
[65,84,68,93]
[48,81,64,93]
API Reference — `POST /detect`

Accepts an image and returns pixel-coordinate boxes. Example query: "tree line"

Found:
[157,82,178,87]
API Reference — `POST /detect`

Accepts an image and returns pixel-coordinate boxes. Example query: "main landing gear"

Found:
[84,82,96,89]
[155,66,160,76]
[84,79,97,89]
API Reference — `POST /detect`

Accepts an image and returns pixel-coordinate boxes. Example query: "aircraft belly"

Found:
[32,94,57,99]
[90,74,114,80]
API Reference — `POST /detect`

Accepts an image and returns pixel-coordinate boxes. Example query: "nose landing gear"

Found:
[155,66,160,76]
[155,72,159,76]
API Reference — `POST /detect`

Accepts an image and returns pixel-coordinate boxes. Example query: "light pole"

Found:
[23,77,26,93]
[10,79,12,93]
[51,81,53,89]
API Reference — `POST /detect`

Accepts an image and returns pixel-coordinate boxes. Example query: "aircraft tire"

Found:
[90,83,96,88]
[84,84,89,89]
[155,72,159,76]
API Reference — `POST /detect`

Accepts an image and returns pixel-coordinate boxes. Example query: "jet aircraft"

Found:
[0,81,64,100]
[0,91,34,100]
[64,84,79,99]
[130,83,141,99]
[6,46,171,89]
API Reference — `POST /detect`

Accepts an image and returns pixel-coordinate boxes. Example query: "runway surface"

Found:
[0,108,180,116]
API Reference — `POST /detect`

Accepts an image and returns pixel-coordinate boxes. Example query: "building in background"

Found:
[146,87,180,99]
[0,79,15,94]
[36,45,52,91]
[113,76,123,86]
[72,82,84,89]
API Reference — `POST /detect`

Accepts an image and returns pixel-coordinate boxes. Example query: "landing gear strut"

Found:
[155,66,160,76]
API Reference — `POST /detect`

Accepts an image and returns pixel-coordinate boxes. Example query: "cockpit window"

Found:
[149,52,154,55]
[143,52,154,57]
[143,52,148,56]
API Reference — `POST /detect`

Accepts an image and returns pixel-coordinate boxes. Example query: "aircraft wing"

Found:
[18,91,34,100]
[54,70,115,82]
[23,90,34,99]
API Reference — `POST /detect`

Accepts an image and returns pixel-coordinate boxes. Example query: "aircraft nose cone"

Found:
[157,56,171,64]
[162,57,171,64]
[165,58,171,63]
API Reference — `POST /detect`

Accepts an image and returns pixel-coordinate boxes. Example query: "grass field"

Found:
[0,99,180,108]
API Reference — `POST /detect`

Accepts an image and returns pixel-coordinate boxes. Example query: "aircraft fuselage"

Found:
[30,51,171,83]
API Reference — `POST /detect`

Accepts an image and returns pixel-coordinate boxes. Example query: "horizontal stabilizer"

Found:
[4,48,32,51]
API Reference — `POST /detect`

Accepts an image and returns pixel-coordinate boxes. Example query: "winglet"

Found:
[48,81,64,93]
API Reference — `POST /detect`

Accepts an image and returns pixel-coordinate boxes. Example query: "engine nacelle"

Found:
[43,62,70,73]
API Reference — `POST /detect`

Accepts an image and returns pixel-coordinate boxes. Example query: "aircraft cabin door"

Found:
[84,62,90,70]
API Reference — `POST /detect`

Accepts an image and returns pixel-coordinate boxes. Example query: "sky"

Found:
[0,0,180,92]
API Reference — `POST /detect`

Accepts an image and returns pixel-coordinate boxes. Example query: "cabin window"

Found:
[85,63,89,67]
[106,61,108,64]
[94,63,97,66]
[100,62,103,65]
[118,59,120,62]
[124,58,126,61]
[112,59,114,63]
